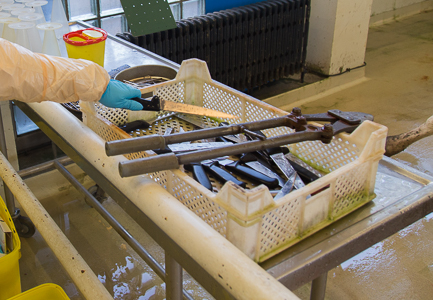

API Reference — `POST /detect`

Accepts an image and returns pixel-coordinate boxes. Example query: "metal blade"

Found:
[274,175,297,200]
[244,161,285,187]
[176,114,210,129]
[161,100,238,119]
[214,159,237,166]
[270,153,306,190]
[168,142,233,152]
[216,159,280,188]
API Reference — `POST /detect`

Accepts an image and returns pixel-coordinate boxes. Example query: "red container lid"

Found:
[63,28,107,46]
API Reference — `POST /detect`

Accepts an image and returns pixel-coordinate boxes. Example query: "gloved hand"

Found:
[99,79,143,110]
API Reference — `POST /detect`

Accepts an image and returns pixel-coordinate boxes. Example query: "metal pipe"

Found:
[310,273,328,300]
[53,161,165,277]
[0,151,113,300]
[17,156,72,179]
[119,130,322,177]
[165,253,183,300]
[0,102,17,217]
[53,161,195,300]
[105,115,294,156]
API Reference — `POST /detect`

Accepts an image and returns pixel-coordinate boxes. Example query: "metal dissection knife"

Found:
[216,159,279,189]
[164,128,213,191]
[132,96,239,119]
[201,159,247,188]
[267,147,306,190]
[239,153,285,187]
[216,122,285,187]
[167,142,233,152]
[244,129,305,195]
[184,163,213,191]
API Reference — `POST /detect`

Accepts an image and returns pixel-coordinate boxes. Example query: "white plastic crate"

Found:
[80,59,388,262]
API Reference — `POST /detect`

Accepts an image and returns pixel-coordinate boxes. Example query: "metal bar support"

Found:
[105,114,298,156]
[0,101,17,218]
[119,130,322,177]
[310,272,327,300]
[53,160,194,300]
[17,156,73,179]
[0,151,113,299]
[165,253,184,300]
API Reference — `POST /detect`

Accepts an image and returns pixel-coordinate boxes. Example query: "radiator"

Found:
[117,0,310,91]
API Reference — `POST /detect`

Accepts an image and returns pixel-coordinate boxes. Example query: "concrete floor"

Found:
[8,9,433,300]
[289,10,433,300]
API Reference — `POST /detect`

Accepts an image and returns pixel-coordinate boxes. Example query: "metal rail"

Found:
[0,151,114,299]
[53,160,194,300]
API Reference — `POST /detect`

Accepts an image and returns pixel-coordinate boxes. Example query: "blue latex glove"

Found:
[99,79,143,111]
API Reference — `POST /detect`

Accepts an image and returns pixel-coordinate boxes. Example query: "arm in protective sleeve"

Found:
[0,38,110,103]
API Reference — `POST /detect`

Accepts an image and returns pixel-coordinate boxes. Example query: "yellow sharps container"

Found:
[0,197,21,300]
[63,28,108,67]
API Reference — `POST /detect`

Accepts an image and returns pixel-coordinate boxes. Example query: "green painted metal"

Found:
[120,0,176,36]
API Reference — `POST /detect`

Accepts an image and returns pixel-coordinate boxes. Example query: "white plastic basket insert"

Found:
[80,59,388,262]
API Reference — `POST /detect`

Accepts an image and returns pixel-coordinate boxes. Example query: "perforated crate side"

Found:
[331,161,373,218]
[154,81,185,103]
[85,113,127,143]
[289,136,360,175]
[83,106,230,236]
[258,197,302,259]
[164,170,228,236]
[94,103,129,126]
[202,83,245,122]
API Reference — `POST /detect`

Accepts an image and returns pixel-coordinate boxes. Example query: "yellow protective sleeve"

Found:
[0,38,110,103]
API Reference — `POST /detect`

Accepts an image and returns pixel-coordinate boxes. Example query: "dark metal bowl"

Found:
[114,65,178,97]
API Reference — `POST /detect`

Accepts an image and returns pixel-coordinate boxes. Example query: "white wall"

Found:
[305,0,433,76]
[306,0,373,76]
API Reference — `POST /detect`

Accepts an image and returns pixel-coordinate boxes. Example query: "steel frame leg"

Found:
[0,101,18,217]
[165,253,183,300]
[310,272,328,300]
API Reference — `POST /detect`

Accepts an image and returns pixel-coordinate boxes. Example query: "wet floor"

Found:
[289,9,433,300]
[18,165,213,300]
[12,8,433,300]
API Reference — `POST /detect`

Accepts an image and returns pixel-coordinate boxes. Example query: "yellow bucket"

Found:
[0,197,21,300]
[63,28,108,67]
[7,283,70,300]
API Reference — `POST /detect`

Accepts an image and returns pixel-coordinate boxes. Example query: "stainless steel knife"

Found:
[243,130,306,194]
[216,159,279,189]
[184,163,213,191]
[167,142,233,152]
[201,159,247,188]
[267,148,306,191]
[132,96,239,119]
[216,123,285,187]
[162,128,213,191]
[239,153,285,187]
